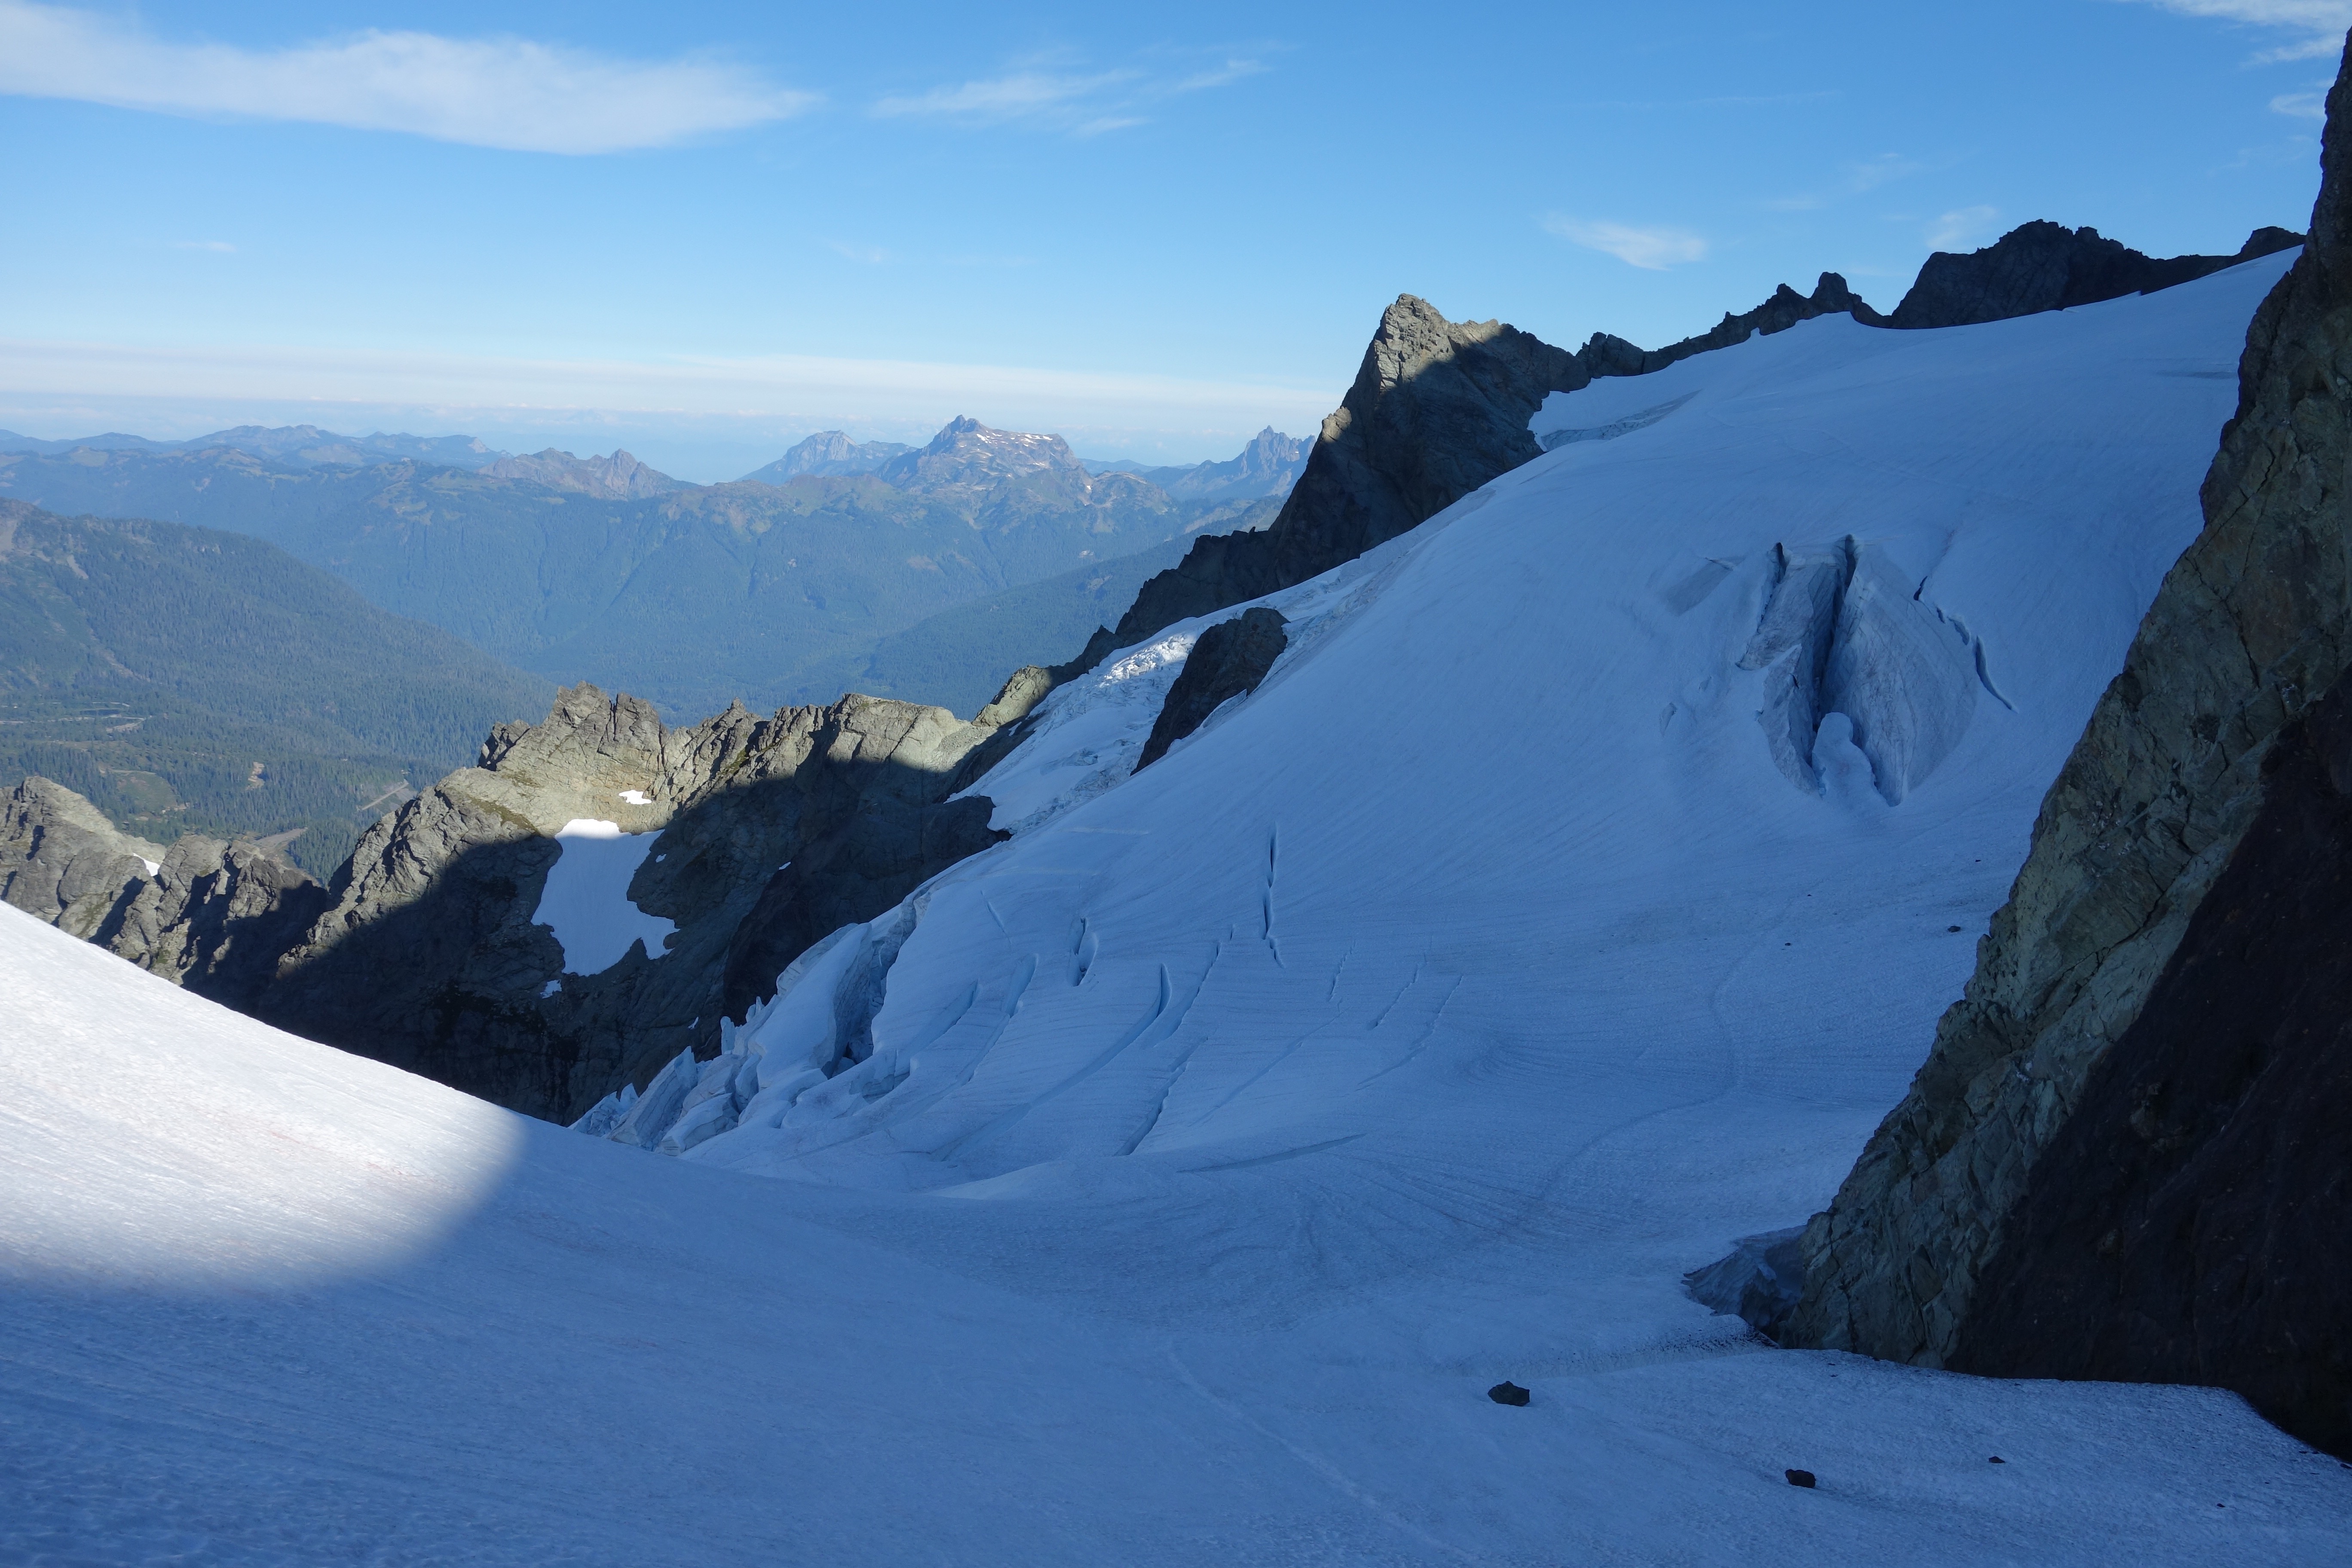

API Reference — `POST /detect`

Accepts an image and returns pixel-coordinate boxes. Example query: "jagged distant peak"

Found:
[483,447,683,500]
[874,415,1084,493]
[738,430,915,484]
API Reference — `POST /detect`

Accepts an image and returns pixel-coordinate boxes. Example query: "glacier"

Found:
[6,249,2350,1564]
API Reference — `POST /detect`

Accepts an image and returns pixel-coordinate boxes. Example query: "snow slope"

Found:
[7,252,2351,1563]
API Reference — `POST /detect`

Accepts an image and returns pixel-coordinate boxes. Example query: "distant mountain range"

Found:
[0,417,1301,722]
[481,448,684,499]
[0,424,504,470]
[0,421,1304,500]
[1080,426,1308,500]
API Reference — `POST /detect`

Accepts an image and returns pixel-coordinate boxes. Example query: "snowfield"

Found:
[531,817,677,976]
[8,251,2351,1564]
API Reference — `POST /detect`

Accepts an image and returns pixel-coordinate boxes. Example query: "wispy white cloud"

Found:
[172,239,235,253]
[2110,0,2350,61]
[873,50,1268,134]
[1543,217,1708,270]
[2272,88,2331,115]
[1174,59,1269,92]
[825,240,890,265]
[874,69,1135,122]
[1848,153,1924,192]
[0,0,814,154]
[1927,205,2001,250]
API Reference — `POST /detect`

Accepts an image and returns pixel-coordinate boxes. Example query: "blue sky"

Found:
[0,0,2341,478]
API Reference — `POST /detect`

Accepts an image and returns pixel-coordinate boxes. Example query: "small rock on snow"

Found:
[1785,1469,1817,1488]
[1488,1381,1530,1406]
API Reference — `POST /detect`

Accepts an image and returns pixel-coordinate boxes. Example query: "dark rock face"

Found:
[1087,279,1882,665]
[1785,37,2352,1455]
[0,777,163,939]
[1135,609,1289,770]
[1953,675,2352,1455]
[1,777,328,1010]
[1887,222,2304,330]
[1599,272,1883,374]
[1488,1381,1531,1406]
[260,679,1033,1122]
[113,835,330,1010]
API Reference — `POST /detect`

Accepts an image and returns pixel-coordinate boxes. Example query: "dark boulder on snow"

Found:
[1785,36,2352,1459]
[1785,1469,1817,1488]
[1886,221,2303,330]
[1135,609,1289,770]
[1488,1381,1531,1406]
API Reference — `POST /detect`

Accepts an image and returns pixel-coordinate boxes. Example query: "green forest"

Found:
[0,504,554,876]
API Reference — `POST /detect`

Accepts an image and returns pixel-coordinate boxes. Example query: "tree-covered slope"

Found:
[0,502,555,874]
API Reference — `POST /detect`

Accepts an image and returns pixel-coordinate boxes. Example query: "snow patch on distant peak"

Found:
[617,789,653,806]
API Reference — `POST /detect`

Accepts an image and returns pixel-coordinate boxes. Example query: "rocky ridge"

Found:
[3,664,1049,1123]
[1072,228,2305,677]
[481,447,683,499]
[738,431,916,484]
[1,776,327,1010]
[1782,40,2352,1458]
[1886,222,2305,330]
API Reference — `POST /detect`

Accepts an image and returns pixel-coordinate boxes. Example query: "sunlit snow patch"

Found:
[531,819,676,974]
[617,789,654,805]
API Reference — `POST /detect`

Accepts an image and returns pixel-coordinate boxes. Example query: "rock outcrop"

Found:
[257,677,1037,1122]
[1135,609,1289,770]
[1081,278,1883,668]
[1784,36,2352,1458]
[1886,222,2305,330]
[1,777,165,938]
[1,776,327,1009]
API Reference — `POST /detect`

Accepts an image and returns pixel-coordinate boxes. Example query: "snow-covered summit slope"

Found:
[10,252,2351,1562]
[672,251,2296,1229]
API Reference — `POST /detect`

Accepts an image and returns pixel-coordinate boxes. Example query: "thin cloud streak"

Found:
[873,69,1135,121]
[0,335,1340,432]
[873,50,1269,135]
[0,0,814,153]
[1544,217,1708,270]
